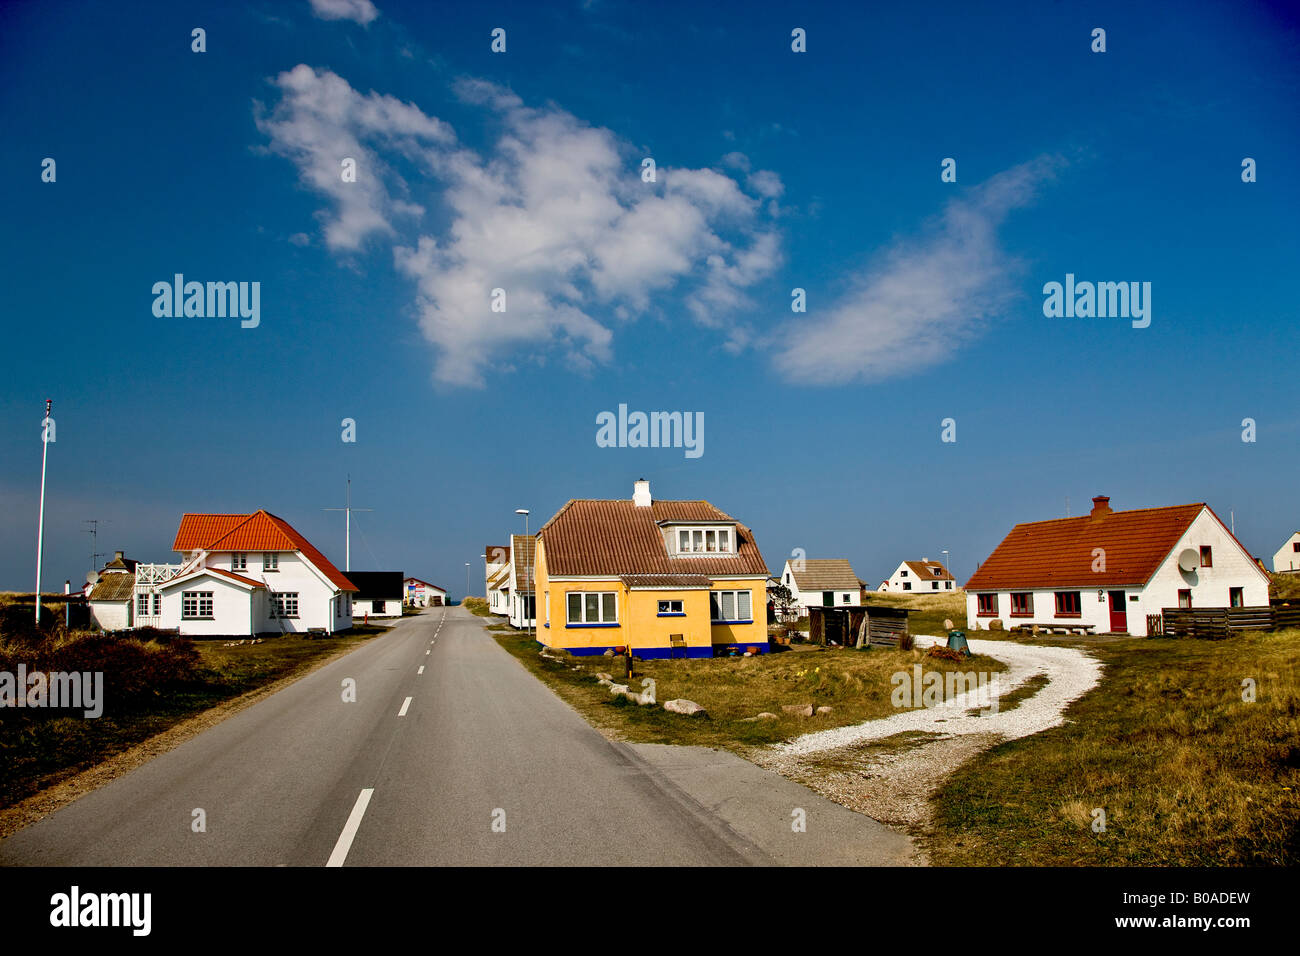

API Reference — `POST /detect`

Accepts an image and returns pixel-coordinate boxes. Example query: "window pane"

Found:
[568,593,581,622]
[679,530,689,552]
[719,530,730,553]
[710,592,720,619]
[692,530,703,552]
[585,593,599,622]
[601,592,616,622]
[738,590,751,620]
[658,600,669,613]
[706,530,716,552]
[722,592,735,620]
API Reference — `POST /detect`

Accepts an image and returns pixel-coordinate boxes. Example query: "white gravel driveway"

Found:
[774,634,1104,757]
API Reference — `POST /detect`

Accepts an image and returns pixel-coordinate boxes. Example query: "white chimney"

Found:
[633,478,651,508]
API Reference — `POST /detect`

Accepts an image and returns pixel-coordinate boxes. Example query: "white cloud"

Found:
[309,0,379,25]
[774,156,1064,385]
[258,69,781,387]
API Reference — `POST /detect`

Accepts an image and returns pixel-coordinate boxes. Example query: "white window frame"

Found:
[675,526,733,555]
[271,591,299,619]
[232,552,247,572]
[152,592,162,615]
[263,552,279,571]
[710,589,753,623]
[137,593,149,616]
[657,599,684,615]
[182,590,214,619]
[566,590,618,625]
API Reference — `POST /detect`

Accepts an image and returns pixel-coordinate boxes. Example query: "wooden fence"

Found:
[1159,602,1298,639]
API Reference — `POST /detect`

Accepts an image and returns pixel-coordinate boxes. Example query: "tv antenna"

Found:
[82,518,110,572]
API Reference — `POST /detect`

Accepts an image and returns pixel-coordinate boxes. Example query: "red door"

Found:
[1108,591,1127,633]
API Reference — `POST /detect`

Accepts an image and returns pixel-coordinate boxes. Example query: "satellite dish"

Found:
[85,570,100,586]
[1177,548,1200,572]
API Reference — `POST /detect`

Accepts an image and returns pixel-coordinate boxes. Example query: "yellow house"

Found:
[533,479,771,659]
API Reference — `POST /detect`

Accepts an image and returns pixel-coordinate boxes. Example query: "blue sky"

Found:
[2,0,1298,596]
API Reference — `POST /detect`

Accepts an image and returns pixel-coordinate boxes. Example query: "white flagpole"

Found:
[35,398,51,625]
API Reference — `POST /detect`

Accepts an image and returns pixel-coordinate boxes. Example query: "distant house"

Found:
[485,545,510,615]
[404,577,446,607]
[964,496,1270,636]
[779,559,862,614]
[1273,532,1300,573]
[349,571,404,618]
[86,551,138,631]
[533,479,770,658]
[880,559,955,593]
[508,534,536,629]
[141,510,357,636]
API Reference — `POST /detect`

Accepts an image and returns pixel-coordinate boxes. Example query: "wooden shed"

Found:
[808,604,910,648]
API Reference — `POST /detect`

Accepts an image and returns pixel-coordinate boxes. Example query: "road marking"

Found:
[326,788,374,868]
[398,696,413,717]
[417,665,425,675]
[425,649,430,655]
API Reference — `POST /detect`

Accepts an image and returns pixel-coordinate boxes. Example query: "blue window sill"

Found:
[711,619,753,625]
[657,612,686,617]
[565,622,619,628]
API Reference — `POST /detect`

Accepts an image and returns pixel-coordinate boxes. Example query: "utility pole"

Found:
[516,509,531,639]
[35,399,52,625]
[324,475,372,572]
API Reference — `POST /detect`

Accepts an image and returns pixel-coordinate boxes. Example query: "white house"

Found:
[880,559,955,593]
[485,544,510,615]
[135,511,358,636]
[1272,532,1300,573]
[86,551,138,631]
[348,571,404,619]
[404,577,446,607]
[508,534,536,629]
[965,496,1270,637]
[779,558,862,615]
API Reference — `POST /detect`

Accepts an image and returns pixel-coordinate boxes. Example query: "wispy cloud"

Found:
[774,155,1065,385]
[308,0,379,26]
[257,68,782,387]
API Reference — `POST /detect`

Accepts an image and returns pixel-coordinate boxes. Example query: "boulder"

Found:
[608,684,629,696]
[988,618,1005,631]
[756,712,778,720]
[943,618,954,632]
[596,672,612,681]
[782,704,814,717]
[663,698,706,716]
[816,705,833,714]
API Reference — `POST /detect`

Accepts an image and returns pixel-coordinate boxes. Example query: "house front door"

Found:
[1108,591,1127,633]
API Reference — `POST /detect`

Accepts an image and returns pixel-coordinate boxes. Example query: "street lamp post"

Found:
[942,549,950,584]
[464,562,470,605]
[515,509,531,639]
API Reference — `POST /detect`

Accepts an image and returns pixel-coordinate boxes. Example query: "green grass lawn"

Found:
[925,628,1300,865]
[0,627,383,811]
[493,628,1006,751]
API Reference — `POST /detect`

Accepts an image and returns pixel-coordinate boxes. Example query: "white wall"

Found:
[965,508,1271,636]
[883,562,955,594]
[354,597,401,618]
[89,601,130,631]
[1273,533,1300,573]
[160,576,256,636]
[779,560,860,612]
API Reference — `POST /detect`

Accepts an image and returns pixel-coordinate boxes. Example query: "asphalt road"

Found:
[0,607,914,866]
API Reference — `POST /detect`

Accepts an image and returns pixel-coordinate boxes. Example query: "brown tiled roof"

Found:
[965,503,1207,590]
[89,572,135,602]
[620,574,712,589]
[511,535,536,592]
[789,559,860,591]
[485,545,510,566]
[487,567,510,589]
[539,499,768,577]
[904,560,953,582]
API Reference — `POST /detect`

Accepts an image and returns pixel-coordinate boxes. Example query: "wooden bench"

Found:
[1012,623,1096,636]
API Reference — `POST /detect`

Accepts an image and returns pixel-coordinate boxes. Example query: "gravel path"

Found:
[773,634,1104,756]
[750,635,1105,841]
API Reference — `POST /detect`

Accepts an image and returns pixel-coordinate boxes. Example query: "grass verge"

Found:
[926,628,1300,865]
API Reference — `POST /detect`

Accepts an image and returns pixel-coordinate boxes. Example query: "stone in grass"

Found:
[663,698,706,717]
[596,672,612,681]
[816,705,832,714]
[755,712,778,720]
[781,703,814,717]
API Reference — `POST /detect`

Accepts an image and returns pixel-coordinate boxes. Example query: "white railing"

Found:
[135,563,183,585]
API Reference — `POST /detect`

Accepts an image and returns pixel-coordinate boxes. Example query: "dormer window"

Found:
[675,527,733,555]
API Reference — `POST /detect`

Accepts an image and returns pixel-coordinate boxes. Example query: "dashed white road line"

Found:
[398,696,413,717]
[326,788,374,867]
[417,665,425,675]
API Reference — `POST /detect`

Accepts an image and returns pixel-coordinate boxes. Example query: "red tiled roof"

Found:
[903,560,953,582]
[170,510,356,592]
[965,503,1206,591]
[538,499,768,577]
